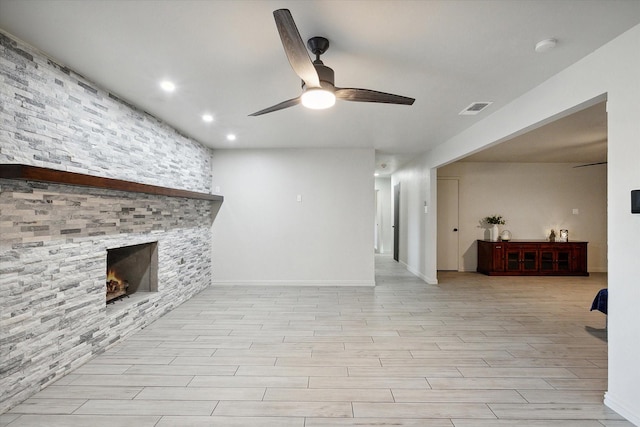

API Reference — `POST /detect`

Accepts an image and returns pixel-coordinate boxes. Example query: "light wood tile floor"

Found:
[2,255,629,426]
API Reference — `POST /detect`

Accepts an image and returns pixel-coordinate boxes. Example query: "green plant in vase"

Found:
[483,215,506,225]
[482,215,506,241]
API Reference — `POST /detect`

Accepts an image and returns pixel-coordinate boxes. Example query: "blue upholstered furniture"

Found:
[590,288,608,315]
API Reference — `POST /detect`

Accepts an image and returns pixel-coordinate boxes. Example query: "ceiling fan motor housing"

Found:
[303,36,335,91]
[302,63,335,90]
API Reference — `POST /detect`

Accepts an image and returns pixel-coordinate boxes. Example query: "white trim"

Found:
[211,280,375,287]
[400,260,438,285]
[604,392,640,426]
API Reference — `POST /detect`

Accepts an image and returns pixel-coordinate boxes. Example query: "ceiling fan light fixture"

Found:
[301,88,336,110]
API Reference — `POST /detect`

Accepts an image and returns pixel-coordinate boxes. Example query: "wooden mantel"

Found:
[0,164,223,202]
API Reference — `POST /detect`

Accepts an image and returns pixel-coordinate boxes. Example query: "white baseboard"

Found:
[212,279,375,287]
[605,392,640,426]
[399,260,438,284]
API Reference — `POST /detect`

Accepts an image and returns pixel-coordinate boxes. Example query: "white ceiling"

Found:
[461,100,607,164]
[1,0,638,173]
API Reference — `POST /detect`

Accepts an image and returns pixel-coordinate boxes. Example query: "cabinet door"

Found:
[540,250,554,272]
[570,244,587,273]
[505,249,521,271]
[540,247,573,273]
[505,247,538,272]
[492,244,504,272]
[556,249,571,272]
[522,248,538,271]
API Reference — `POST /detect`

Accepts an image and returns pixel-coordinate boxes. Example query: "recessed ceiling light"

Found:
[226,134,237,141]
[160,80,176,92]
[535,38,557,53]
[202,114,214,123]
[374,173,380,177]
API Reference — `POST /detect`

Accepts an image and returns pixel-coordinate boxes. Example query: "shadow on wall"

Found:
[462,243,477,273]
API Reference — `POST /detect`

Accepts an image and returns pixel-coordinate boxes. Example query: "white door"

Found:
[437,178,459,271]
[374,189,381,253]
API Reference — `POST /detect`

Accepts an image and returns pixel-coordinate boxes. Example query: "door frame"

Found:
[393,183,400,262]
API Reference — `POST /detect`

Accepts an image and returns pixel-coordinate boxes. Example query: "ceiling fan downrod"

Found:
[307,36,330,62]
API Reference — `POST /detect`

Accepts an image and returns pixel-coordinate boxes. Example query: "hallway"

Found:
[1,256,626,426]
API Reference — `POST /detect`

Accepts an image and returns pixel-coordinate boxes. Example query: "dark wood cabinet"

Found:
[477,240,588,276]
[505,244,539,273]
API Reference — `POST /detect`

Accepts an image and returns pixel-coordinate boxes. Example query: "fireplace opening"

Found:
[106,242,158,304]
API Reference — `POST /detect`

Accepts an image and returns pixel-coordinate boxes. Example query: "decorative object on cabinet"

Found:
[483,215,506,225]
[482,215,506,242]
[490,224,499,242]
[549,229,556,242]
[477,239,588,276]
[559,229,569,242]
[500,230,512,241]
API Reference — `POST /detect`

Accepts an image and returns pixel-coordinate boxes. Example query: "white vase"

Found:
[491,224,500,242]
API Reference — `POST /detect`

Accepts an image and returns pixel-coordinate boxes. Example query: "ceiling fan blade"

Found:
[249,97,301,116]
[335,88,415,105]
[273,9,320,88]
[573,161,608,168]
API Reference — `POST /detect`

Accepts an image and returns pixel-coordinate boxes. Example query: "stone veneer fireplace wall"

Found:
[0,31,218,412]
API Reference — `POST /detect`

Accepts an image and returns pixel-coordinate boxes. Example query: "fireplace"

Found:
[106,242,158,303]
[0,27,223,412]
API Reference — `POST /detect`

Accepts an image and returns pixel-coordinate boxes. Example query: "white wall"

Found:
[374,177,393,254]
[210,148,375,286]
[393,24,640,423]
[392,158,438,283]
[438,162,607,273]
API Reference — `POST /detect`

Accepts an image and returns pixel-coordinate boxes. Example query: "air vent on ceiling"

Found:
[459,102,493,115]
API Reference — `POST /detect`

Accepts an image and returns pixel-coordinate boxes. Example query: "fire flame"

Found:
[107,269,122,285]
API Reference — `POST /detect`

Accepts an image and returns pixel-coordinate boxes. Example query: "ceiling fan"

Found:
[249,9,415,116]
[573,161,608,168]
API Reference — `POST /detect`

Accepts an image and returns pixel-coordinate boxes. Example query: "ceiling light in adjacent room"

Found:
[202,114,213,123]
[226,134,236,141]
[159,80,176,92]
[301,88,336,110]
[535,38,557,53]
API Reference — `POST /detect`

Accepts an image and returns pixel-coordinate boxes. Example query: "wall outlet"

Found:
[296,194,302,202]
[572,208,579,215]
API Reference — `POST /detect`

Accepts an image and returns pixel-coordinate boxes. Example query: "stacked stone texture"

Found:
[0,30,216,412]
[0,30,212,192]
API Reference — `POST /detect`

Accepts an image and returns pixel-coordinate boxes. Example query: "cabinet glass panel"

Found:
[523,251,537,270]
[557,251,571,271]
[540,251,554,270]
[506,252,519,270]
